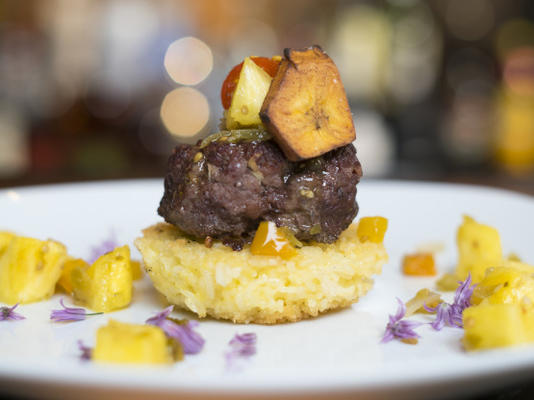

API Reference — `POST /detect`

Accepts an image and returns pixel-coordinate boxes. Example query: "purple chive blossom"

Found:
[50,298,102,322]
[425,273,476,330]
[0,303,25,321]
[381,298,422,343]
[77,340,92,361]
[146,306,205,355]
[88,231,118,263]
[225,333,257,370]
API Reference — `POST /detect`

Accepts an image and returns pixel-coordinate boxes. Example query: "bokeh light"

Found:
[160,87,210,137]
[164,37,213,85]
[445,0,494,41]
[329,5,390,102]
[503,47,534,96]
[388,1,441,104]
[227,19,279,63]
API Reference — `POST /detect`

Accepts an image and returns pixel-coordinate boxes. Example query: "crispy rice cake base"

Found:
[135,223,387,324]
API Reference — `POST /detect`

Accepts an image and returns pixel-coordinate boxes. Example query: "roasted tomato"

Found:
[220,57,280,109]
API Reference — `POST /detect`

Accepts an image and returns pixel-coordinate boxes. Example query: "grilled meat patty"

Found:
[158,139,362,250]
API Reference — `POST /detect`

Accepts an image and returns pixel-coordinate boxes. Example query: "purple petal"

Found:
[160,320,205,354]
[51,310,87,322]
[426,274,475,331]
[50,299,100,322]
[454,273,475,309]
[77,340,92,361]
[230,333,257,346]
[392,297,406,322]
[381,299,422,343]
[225,332,257,370]
[88,232,118,264]
[146,307,205,355]
[0,303,25,321]
[145,305,174,326]
[380,330,395,344]
[430,304,447,330]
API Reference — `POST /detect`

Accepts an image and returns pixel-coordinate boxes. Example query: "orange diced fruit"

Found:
[250,221,297,259]
[356,217,388,243]
[402,252,437,276]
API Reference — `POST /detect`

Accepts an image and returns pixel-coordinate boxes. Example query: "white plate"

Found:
[0,179,533,400]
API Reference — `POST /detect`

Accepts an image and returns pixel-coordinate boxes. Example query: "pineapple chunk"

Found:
[226,57,273,129]
[93,320,172,364]
[463,304,534,351]
[471,262,534,306]
[57,257,89,294]
[72,245,132,312]
[455,215,503,282]
[0,236,67,304]
[0,231,15,255]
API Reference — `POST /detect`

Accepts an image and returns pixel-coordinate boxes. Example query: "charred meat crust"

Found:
[158,140,362,250]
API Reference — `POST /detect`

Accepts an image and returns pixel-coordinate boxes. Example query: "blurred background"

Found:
[0,0,533,193]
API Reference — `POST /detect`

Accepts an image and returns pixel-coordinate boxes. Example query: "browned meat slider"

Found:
[158,138,362,250]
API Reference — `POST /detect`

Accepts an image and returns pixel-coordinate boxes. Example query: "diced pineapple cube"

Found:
[463,304,531,351]
[57,257,89,294]
[471,262,534,306]
[93,320,171,364]
[455,215,503,282]
[72,245,132,312]
[226,57,273,129]
[0,236,67,304]
[0,231,15,255]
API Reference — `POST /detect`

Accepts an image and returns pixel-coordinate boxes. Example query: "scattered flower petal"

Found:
[225,332,257,370]
[146,305,173,326]
[88,231,118,263]
[146,306,205,354]
[50,298,102,322]
[0,303,25,321]
[381,298,422,343]
[425,273,476,330]
[78,340,92,361]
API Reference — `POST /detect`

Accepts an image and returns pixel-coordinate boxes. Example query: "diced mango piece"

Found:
[93,320,172,364]
[0,236,67,304]
[72,245,132,312]
[226,57,272,129]
[462,304,534,351]
[57,257,89,294]
[356,217,388,244]
[455,215,503,283]
[130,260,144,280]
[250,221,297,259]
[402,252,436,276]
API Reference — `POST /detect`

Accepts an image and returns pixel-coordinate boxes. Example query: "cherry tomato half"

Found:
[220,57,280,109]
